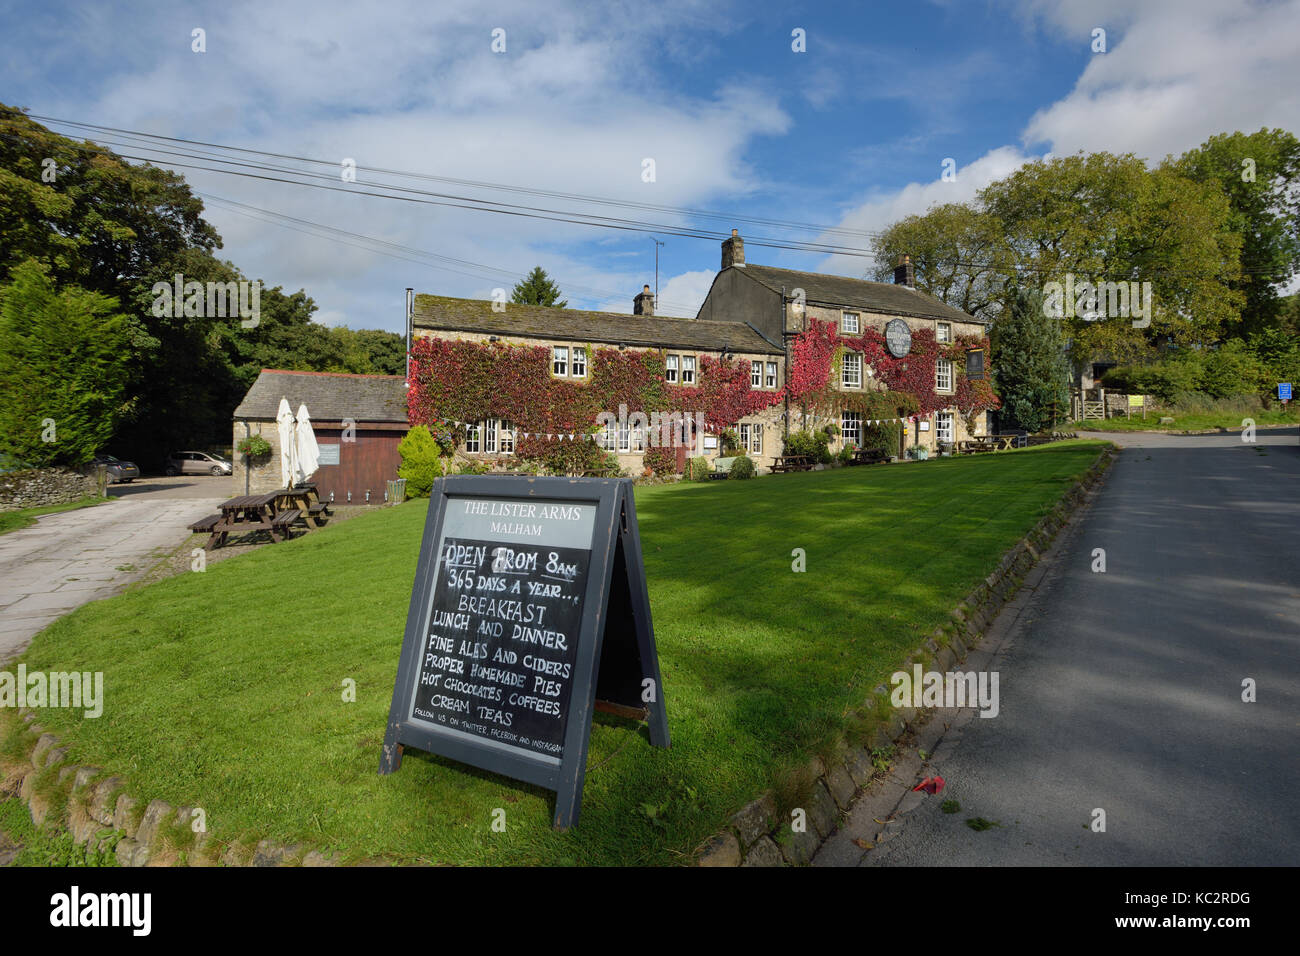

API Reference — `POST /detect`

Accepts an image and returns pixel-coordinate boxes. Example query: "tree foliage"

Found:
[0,105,407,468]
[0,261,133,467]
[1173,129,1300,337]
[990,285,1070,432]
[510,266,567,307]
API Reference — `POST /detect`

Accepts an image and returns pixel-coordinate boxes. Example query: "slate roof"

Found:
[737,264,980,324]
[233,370,408,422]
[412,294,782,355]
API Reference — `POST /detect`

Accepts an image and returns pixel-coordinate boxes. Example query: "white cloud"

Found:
[1018,0,1300,159]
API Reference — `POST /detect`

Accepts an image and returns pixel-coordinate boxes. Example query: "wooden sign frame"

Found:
[379,476,669,829]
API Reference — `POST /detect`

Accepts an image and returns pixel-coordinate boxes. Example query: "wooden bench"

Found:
[189,513,222,533]
[308,502,330,517]
[270,508,300,541]
[771,454,814,473]
[849,448,891,466]
[709,457,739,479]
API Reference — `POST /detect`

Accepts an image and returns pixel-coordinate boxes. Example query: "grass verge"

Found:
[3,440,1108,865]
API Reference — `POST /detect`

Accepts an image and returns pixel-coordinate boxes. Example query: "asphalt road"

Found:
[859,428,1300,866]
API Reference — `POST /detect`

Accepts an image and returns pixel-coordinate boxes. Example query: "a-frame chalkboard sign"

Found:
[379,476,669,829]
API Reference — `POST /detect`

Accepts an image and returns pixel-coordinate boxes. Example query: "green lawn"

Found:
[0,496,111,536]
[1075,407,1299,433]
[4,441,1108,865]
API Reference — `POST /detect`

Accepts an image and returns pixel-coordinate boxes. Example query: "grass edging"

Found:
[696,444,1118,866]
[0,715,338,868]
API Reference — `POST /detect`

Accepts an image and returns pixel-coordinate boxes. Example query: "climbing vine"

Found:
[407,337,784,467]
[787,318,999,422]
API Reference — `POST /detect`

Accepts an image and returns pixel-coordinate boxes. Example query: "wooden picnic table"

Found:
[274,485,331,529]
[190,490,309,550]
[991,434,1020,450]
[771,454,814,473]
[959,437,999,454]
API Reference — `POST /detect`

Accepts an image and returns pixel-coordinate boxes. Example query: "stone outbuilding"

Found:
[231,369,409,503]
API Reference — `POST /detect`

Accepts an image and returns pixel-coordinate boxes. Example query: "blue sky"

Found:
[2,0,1298,331]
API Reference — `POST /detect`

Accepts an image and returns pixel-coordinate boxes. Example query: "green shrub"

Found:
[860,422,902,456]
[397,424,447,496]
[836,445,855,465]
[729,455,755,479]
[685,457,712,481]
[783,428,833,464]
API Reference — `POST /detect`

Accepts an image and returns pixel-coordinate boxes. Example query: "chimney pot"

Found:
[634,283,655,316]
[893,254,915,288]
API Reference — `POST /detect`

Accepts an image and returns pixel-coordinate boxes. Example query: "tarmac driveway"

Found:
[0,478,230,662]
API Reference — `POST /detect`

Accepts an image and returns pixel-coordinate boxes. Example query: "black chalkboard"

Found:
[379,476,669,829]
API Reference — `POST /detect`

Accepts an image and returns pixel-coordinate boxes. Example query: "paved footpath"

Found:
[816,428,1300,866]
[0,492,224,662]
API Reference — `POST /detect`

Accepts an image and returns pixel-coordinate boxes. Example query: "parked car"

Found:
[92,454,140,483]
[166,451,233,476]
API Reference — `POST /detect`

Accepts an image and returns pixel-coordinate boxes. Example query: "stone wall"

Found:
[0,714,338,867]
[230,420,286,494]
[0,467,99,513]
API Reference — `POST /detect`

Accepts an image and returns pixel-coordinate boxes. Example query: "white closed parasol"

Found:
[276,397,297,489]
[294,403,320,485]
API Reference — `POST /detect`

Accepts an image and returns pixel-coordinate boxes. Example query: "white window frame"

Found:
[632,420,645,452]
[751,360,762,388]
[841,411,861,446]
[552,345,568,377]
[498,419,514,454]
[665,354,679,384]
[571,346,586,377]
[935,358,953,392]
[600,421,616,451]
[842,311,860,334]
[765,362,777,389]
[842,352,862,389]
[681,355,696,385]
[936,412,954,443]
[484,418,498,454]
[618,418,631,453]
[937,322,951,343]
[464,422,481,453]
[740,422,762,454]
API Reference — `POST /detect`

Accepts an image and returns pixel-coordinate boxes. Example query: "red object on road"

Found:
[913,776,945,794]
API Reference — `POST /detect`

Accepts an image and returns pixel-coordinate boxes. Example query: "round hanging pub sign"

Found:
[885,319,912,358]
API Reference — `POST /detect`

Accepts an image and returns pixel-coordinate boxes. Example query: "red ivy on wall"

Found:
[407,337,783,453]
[788,318,999,421]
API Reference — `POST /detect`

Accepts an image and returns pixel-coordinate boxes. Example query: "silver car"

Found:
[166,451,233,476]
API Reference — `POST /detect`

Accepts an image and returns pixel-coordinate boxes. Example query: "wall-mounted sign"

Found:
[965,348,985,381]
[885,319,912,358]
[317,443,340,466]
[379,476,669,829]
[919,420,931,432]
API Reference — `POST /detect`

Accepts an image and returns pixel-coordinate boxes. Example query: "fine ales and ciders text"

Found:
[416,531,585,744]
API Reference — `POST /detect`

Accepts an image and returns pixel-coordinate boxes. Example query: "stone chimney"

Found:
[722,228,745,269]
[893,254,914,288]
[633,284,655,316]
